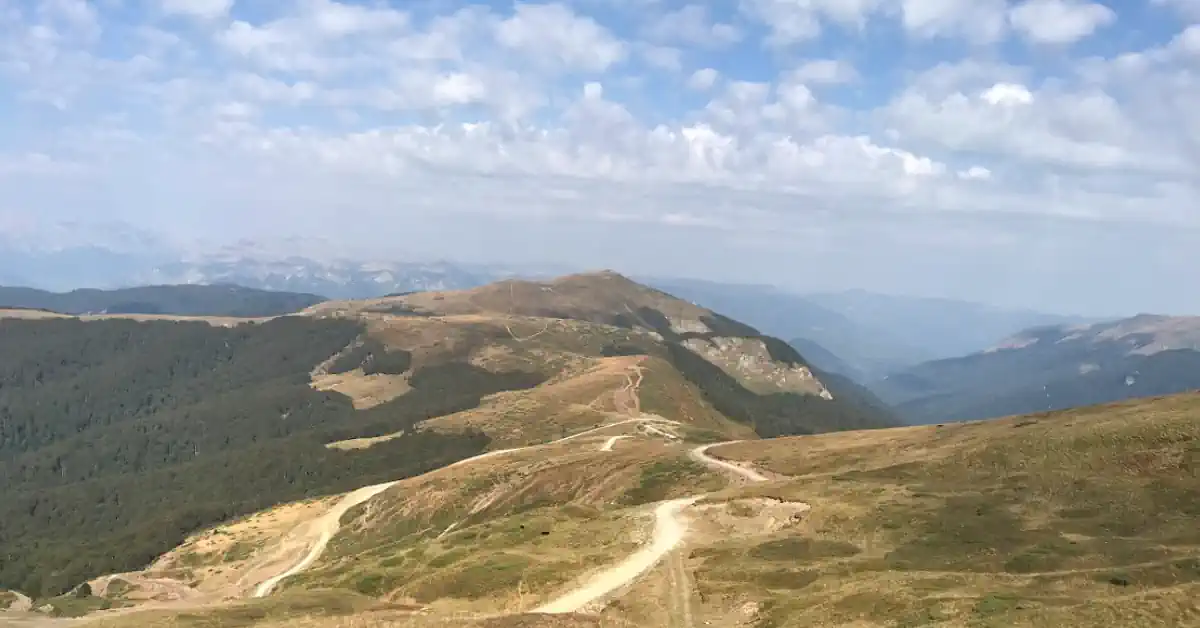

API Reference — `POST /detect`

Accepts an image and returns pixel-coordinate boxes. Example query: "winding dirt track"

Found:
[1,425,770,628]
[5,403,768,628]
[532,440,772,616]
[532,496,702,614]
[252,416,683,598]
[689,442,769,483]
[252,481,399,597]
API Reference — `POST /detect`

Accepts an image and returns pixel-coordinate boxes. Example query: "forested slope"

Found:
[0,317,544,597]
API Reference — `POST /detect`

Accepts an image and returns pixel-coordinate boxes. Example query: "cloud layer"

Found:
[1,0,1198,314]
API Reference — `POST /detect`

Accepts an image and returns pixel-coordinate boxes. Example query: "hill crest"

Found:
[304,271,841,401]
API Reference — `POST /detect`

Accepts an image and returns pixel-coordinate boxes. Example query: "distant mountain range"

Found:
[0,284,326,318]
[0,219,557,298]
[138,257,547,301]
[875,314,1200,423]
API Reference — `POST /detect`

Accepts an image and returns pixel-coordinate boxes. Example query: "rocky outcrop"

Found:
[682,336,833,399]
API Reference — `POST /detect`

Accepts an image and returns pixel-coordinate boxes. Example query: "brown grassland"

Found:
[700,392,1200,627]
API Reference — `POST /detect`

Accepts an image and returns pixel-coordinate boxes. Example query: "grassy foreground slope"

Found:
[707,392,1200,627]
[42,394,1198,628]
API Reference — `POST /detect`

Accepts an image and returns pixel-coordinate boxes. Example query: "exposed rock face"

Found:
[668,317,711,335]
[682,336,834,399]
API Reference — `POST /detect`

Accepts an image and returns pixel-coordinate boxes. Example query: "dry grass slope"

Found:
[284,436,729,616]
[700,392,1200,627]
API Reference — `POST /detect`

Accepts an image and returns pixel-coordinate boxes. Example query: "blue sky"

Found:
[1,0,1199,314]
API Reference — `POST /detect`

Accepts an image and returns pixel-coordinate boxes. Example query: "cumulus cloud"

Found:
[494,4,626,72]
[159,0,233,20]
[1153,0,1200,19]
[687,67,720,90]
[898,0,1010,44]
[644,4,741,47]
[1009,0,1116,44]
[0,0,1198,313]
[789,59,859,84]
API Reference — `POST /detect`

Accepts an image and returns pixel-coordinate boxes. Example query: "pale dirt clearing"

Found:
[2,593,32,613]
[311,371,412,412]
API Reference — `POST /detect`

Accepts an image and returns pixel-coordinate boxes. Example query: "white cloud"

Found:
[1173,24,1200,54]
[958,165,993,180]
[790,59,859,84]
[1153,0,1200,19]
[898,0,1009,44]
[981,82,1034,106]
[645,4,741,47]
[1009,0,1116,44]
[216,0,409,73]
[2,0,1200,313]
[159,0,233,20]
[687,67,719,90]
[640,45,683,72]
[494,3,626,72]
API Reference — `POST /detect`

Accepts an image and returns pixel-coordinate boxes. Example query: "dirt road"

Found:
[534,440,773,616]
[252,416,682,598]
[689,442,769,483]
[252,480,399,597]
[532,496,702,614]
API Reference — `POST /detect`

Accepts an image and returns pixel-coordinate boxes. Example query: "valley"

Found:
[878,314,1200,424]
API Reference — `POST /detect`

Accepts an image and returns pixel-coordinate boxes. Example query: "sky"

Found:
[1,0,1199,315]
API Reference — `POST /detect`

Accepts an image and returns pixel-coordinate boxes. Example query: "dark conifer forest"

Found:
[0,317,544,597]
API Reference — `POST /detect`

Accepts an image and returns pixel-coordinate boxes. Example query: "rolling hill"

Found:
[875,314,1200,424]
[0,284,326,318]
[0,271,894,601]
